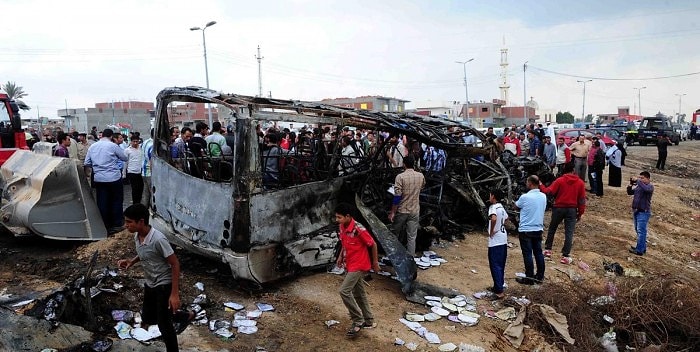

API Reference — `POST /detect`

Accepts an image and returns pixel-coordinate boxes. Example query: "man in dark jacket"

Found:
[655,134,670,170]
[539,162,586,265]
[592,140,606,197]
[528,131,541,157]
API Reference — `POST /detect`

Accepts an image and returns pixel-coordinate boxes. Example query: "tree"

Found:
[1,81,31,110]
[584,114,594,122]
[556,111,574,124]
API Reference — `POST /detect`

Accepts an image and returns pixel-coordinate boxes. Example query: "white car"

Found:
[674,123,689,141]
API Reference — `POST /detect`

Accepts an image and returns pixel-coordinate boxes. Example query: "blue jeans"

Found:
[94,179,124,229]
[633,210,651,253]
[519,231,545,281]
[488,244,508,294]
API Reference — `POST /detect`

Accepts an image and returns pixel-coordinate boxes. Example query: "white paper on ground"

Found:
[238,325,258,334]
[232,319,257,327]
[130,325,161,341]
[114,321,132,339]
[224,302,244,310]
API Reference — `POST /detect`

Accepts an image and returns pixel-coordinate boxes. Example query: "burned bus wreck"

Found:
[150,87,552,293]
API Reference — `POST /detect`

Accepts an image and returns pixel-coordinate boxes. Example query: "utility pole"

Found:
[256,45,264,97]
[577,79,592,122]
[64,99,68,129]
[675,93,686,122]
[634,87,647,117]
[523,61,528,126]
[455,58,474,124]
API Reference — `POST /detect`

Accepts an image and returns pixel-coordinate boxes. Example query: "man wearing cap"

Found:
[84,128,129,234]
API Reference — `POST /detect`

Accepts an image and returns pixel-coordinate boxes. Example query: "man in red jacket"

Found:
[539,162,586,265]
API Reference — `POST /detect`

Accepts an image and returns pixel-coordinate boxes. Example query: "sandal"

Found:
[346,324,362,337]
[361,321,377,329]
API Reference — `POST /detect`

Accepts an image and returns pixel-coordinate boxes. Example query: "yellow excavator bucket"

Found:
[0,150,107,240]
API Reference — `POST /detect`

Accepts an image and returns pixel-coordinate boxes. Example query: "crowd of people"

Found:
[38,125,153,235]
[482,122,657,299]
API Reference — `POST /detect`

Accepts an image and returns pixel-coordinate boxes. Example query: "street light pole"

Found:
[456,58,474,125]
[577,79,592,123]
[190,20,217,128]
[675,93,686,122]
[523,61,528,126]
[634,87,647,117]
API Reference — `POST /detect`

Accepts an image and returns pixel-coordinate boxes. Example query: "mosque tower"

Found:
[499,36,510,105]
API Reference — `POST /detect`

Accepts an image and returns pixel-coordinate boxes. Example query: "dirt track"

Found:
[1,141,699,351]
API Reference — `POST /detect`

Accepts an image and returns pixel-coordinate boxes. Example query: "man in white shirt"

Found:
[386,134,407,168]
[487,189,509,298]
[125,136,144,205]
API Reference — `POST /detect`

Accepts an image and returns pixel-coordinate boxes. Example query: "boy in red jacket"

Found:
[335,202,380,337]
[539,162,586,264]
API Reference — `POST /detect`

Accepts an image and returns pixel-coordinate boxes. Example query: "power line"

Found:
[528,65,700,81]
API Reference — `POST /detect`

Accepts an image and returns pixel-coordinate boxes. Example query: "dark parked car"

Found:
[637,115,680,146]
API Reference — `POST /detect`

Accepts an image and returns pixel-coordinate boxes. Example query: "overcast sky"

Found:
[2,0,699,120]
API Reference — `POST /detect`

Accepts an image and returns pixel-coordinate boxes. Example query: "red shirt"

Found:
[339,219,375,272]
[539,173,587,216]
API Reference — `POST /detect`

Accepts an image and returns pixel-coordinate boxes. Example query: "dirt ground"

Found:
[1,141,699,351]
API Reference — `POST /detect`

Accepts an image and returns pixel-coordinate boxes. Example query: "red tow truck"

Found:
[0,93,28,165]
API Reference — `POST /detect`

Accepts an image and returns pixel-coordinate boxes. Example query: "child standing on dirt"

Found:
[334,202,381,337]
[117,204,191,352]
[487,189,509,299]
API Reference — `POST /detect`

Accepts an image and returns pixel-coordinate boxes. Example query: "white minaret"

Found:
[499,36,510,105]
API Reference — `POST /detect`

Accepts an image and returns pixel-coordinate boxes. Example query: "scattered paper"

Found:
[130,325,161,342]
[224,302,244,310]
[238,325,258,334]
[214,327,234,338]
[256,303,274,312]
[114,321,132,339]
[439,342,457,351]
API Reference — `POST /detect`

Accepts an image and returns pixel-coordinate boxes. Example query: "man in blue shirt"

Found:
[84,128,129,234]
[528,131,541,157]
[514,175,547,285]
[141,128,154,207]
